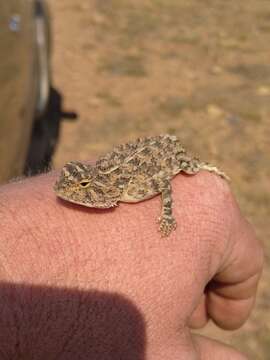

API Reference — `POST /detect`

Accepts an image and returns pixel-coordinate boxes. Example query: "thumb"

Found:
[192,334,248,360]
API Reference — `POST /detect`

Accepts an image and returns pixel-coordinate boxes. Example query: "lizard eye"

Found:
[79,180,91,188]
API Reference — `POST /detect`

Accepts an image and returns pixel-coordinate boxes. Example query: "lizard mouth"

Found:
[55,192,117,208]
[54,192,93,207]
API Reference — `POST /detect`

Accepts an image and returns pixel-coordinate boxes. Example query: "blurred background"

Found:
[1,0,269,358]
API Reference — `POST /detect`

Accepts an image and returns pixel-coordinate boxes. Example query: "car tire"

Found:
[24,1,77,176]
[24,0,55,176]
[24,87,63,175]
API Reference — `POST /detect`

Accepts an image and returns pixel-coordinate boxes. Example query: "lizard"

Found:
[54,134,229,237]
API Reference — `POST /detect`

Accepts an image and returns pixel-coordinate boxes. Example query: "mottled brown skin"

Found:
[54,135,229,236]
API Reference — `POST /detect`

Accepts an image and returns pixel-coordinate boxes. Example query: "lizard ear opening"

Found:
[79,180,91,188]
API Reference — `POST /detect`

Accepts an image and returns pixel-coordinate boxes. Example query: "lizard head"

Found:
[54,161,119,208]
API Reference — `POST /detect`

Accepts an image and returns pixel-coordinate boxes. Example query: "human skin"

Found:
[0,170,263,359]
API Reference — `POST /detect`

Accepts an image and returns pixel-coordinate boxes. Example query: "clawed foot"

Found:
[157,216,177,237]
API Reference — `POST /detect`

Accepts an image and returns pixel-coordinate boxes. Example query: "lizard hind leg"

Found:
[180,158,229,181]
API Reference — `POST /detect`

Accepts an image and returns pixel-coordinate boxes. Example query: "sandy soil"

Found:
[48,1,270,358]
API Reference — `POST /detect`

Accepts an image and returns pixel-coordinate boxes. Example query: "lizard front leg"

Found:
[154,177,177,237]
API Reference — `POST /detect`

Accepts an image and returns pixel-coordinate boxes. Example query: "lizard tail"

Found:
[199,162,230,181]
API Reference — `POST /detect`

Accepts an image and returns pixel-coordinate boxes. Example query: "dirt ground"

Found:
[48,1,270,358]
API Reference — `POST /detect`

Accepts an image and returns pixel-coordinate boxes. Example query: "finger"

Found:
[207,290,255,330]
[208,195,264,330]
[188,293,209,329]
[193,334,248,360]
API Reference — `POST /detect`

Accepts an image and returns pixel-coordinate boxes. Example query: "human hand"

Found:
[0,171,263,359]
